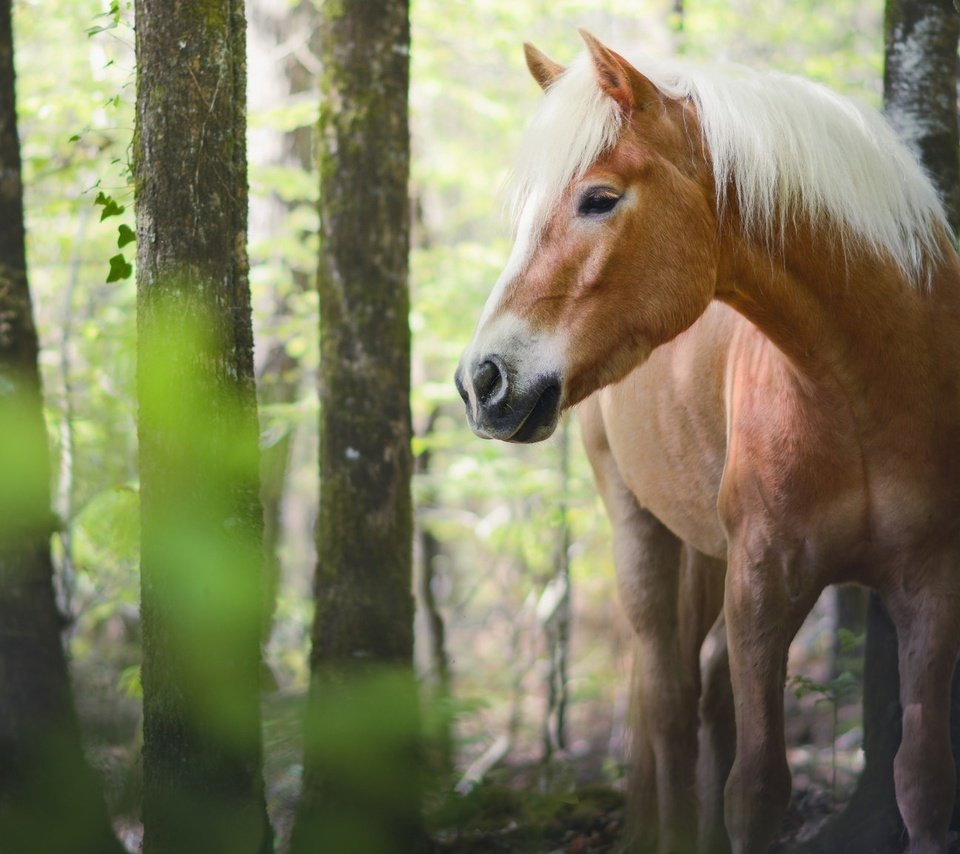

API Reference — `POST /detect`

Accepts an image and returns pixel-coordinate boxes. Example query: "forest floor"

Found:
[80,678,854,854]
[427,783,838,853]
[76,654,960,853]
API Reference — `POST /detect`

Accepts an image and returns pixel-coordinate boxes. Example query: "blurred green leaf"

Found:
[105,253,131,282]
[117,223,135,248]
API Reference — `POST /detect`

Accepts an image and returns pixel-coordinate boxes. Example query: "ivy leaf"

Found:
[100,199,125,221]
[86,2,122,37]
[117,224,136,248]
[94,191,125,220]
[106,253,132,283]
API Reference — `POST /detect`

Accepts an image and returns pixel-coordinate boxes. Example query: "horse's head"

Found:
[456,32,718,442]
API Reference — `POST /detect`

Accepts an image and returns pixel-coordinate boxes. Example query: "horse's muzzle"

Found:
[455,358,562,443]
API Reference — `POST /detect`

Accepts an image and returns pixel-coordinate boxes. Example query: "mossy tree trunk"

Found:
[814,4,960,850]
[290,0,422,850]
[0,5,123,852]
[133,1,272,852]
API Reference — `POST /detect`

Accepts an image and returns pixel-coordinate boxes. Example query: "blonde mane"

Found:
[510,50,949,282]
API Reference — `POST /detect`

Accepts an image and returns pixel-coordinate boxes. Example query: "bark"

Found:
[883,0,960,228]
[0,4,122,852]
[290,0,422,849]
[813,4,960,850]
[133,1,271,851]
[308,0,412,665]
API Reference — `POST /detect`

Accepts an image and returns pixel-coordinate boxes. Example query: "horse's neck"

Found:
[716,225,960,420]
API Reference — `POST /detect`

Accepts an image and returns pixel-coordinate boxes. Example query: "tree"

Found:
[290,0,422,849]
[0,3,122,852]
[883,0,960,227]
[133,1,272,851]
[813,3,960,850]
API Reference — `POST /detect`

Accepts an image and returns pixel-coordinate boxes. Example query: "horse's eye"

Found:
[578,189,621,217]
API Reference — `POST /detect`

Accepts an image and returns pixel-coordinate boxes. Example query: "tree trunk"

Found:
[813,4,960,851]
[290,0,422,850]
[133,1,272,851]
[883,0,960,228]
[0,4,122,852]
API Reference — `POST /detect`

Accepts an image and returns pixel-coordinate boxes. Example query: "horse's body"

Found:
[456,32,960,854]
[582,286,960,852]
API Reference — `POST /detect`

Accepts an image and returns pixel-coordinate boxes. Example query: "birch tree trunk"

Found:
[133,1,272,850]
[0,4,122,851]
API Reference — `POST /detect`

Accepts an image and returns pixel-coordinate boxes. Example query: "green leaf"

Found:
[106,253,132,283]
[117,223,136,248]
[99,199,125,220]
[86,2,123,37]
[94,191,125,220]
[118,665,142,699]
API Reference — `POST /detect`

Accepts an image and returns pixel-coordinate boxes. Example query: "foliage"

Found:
[14,0,138,658]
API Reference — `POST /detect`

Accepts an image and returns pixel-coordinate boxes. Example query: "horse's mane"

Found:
[510,50,949,282]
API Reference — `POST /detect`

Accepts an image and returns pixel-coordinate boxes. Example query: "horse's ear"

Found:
[577,29,660,114]
[524,42,565,91]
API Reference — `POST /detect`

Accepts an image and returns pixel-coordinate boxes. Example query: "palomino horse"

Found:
[455,31,960,854]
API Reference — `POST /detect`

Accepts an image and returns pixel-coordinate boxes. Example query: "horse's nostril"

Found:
[474,359,505,404]
[454,368,469,405]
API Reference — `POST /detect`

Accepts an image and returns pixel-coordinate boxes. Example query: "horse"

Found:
[455,30,960,854]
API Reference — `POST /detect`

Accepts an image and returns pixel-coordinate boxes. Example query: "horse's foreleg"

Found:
[886,586,960,854]
[615,506,698,854]
[624,644,664,853]
[722,554,797,854]
[581,402,699,853]
[696,610,733,854]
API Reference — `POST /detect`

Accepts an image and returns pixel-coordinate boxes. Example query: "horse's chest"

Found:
[599,370,729,558]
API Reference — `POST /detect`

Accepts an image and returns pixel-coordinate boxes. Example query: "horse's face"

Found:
[456,33,718,442]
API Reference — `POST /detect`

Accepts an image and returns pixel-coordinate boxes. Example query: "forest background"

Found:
[13,0,889,849]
